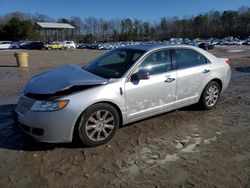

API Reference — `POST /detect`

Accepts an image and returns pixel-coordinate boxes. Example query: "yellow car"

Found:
[44,42,66,50]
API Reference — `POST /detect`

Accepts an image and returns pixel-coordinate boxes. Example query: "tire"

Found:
[77,103,120,147]
[199,81,221,110]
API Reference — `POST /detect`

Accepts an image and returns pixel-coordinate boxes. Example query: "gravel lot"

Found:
[0,47,250,187]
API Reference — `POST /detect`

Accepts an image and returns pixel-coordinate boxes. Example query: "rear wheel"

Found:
[77,103,119,147]
[199,81,221,110]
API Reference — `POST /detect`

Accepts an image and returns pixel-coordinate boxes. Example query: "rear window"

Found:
[175,49,207,69]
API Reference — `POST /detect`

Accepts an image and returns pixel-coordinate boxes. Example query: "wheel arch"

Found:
[198,78,223,102]
[209,78,222,91]
[95,101,123,126]
[198,78,222,110]
[72,101,123,142]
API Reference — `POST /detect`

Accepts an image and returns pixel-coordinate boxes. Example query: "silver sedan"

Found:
[16,44,231,146]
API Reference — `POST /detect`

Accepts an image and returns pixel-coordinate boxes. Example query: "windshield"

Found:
[83,48,145,78]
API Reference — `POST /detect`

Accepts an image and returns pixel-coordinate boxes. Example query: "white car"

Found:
[16,44,231,146]
[61,41,76,49]
[0,41,19,49]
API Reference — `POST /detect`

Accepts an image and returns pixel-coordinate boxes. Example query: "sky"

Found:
[0,0,250,21]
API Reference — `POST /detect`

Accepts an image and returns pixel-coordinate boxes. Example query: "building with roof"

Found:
[34,22,76,42]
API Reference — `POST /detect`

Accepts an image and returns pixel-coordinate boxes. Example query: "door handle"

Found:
[202,69,210,73]
[165,78,175,83]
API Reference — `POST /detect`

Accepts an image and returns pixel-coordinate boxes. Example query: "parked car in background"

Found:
[0,41,12,49]
[16,44,231,147]
[242,40,250,45]
[102,43,114,50]
[20,42,44,50]
[19,41,31,48]
[10,42,20,49]
[44,41,66,50]
[77,43,87,49]
[86,43,99,49]
[61,41,76,49]
[229,38,244,45]
[0,41,19,49]
[198,42,214,50]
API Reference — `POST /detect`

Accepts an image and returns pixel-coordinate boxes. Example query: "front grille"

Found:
[16,97,35,115]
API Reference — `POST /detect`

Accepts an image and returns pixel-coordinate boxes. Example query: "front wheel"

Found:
[199,81,221,110]
[77,103,120,147]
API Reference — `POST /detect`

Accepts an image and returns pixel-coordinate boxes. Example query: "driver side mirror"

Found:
[131,70,150,81]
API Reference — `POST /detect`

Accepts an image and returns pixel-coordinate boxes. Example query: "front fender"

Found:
[62,82,126,139]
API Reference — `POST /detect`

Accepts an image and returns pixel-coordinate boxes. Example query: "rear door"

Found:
[174,48,211,107]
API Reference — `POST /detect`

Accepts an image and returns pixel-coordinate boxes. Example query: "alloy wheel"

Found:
[205,85,219,107]
[85,110,115,141]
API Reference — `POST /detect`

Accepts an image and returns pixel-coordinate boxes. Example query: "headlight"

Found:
[30,100,69,112]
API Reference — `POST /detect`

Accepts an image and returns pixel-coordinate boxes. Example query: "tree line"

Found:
[0,6,250,42]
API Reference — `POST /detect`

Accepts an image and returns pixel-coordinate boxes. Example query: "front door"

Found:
[125,49,177,122]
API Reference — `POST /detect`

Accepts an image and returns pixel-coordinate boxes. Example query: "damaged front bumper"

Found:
[16,96,79,143]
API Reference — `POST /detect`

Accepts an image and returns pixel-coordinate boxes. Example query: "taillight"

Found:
[226,59,231,65]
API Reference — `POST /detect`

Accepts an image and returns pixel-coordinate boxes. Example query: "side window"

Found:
[138,50,172,75]
[197,53,207,65]
[175,49,207,69]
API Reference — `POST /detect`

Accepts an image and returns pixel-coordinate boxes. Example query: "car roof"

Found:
[120,43,217,62]
[120,43,195,52]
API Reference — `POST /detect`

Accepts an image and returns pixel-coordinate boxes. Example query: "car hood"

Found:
[24,64,108,94]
